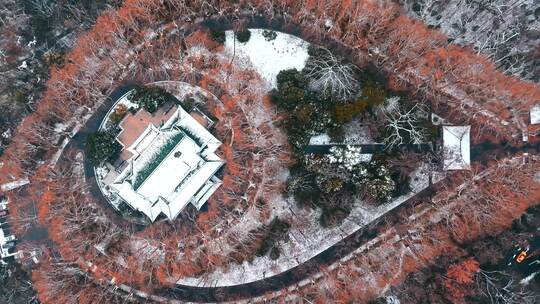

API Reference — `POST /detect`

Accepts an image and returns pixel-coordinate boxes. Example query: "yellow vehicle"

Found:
[516,251,527,263]
[509,245,530,266]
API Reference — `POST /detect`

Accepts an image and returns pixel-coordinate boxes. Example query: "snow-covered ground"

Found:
[309,133,333,145]
[0,178,30,192]
[178,163,432,287]
[151,81,213,103]
[91,30,442,289]
[224,29,310,89]
[309,123,376,145]
[531,104,540,125]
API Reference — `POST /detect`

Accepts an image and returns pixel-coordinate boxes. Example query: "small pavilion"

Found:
[442,125,471,171]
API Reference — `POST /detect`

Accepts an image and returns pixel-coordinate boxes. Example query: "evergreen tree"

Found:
[86,131,121,165]
[130,86,173,113]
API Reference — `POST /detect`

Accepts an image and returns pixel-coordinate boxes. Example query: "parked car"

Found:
[0,209,8,217]
[509,245,529,265]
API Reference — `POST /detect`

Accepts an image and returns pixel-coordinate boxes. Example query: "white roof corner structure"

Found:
[531,105,540,125]
[443,126,471,171]
[109,105,224,222]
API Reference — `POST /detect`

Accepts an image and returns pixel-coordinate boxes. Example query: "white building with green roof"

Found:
[109,105,224,222]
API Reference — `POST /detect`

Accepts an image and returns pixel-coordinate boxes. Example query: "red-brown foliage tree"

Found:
[443,258,480,303]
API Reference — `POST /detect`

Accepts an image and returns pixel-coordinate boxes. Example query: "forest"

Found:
[0,0,539,303]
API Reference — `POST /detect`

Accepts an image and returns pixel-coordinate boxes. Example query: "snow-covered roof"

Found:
[109,105,224,221]
[443,126,471,170]
[531,105,540,125]
[0,179,30,192]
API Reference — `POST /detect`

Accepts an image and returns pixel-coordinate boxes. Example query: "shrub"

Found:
[14,91,26,104]
[269,246,280,260]
[391,170,411,197]
[331,99,369,125]
[292,104,315,124]
[421,119,440,142]
[86,131,121,165]
[360,79,386,107]
[272,69,308,110]
[210,29,225,44]
[273,82,305,110]
[255,218,290,259]
[262,30,277,41]
[42,51,65,67]
[318,188,355,227]
[236,29,251,43]
[108,104,128,125]
[180,97,196,112]
[287,165,320,206]
[320,207,350,228]
[304,151,354,194]
[355,161,396,204]
[276,68,307,90]
[130,86,174,113]
[327,125,345,142]
[318,176,345,193]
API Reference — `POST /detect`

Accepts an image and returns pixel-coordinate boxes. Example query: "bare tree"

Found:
[381,97,428,149]
[28,0,56,18]
[476,269,537,304]
[303,47,360,102]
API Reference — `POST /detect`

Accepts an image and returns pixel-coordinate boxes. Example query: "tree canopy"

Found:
[130,86,174,113]
[85,131,121,165]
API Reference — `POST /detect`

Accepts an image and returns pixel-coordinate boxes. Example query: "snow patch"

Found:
[177,163,432,287]
[385,295,401,304]
[224,29,310,89]
[520,271,538,285]
[1,179,30,192]
[531,104,540,125]
[309,120,376,145]
[18,61,28,70]
[309,133,332,145]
